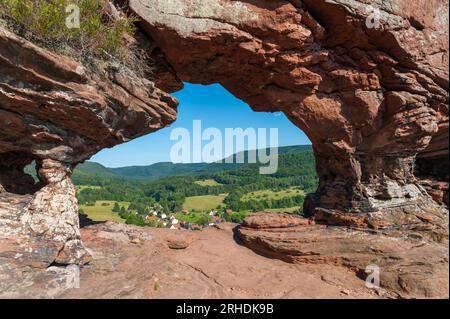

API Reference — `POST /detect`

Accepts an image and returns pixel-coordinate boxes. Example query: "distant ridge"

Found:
[72,144,313,181]
[75,162,121,179]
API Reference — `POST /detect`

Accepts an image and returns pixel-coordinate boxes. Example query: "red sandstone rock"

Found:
[0,25,178,264]
[236,213,449,298]
[166,231,194,249]
[242,212,313,229]
[167,238,191,250]
[0,26,178,175]
[419,179,449,206]
[0,222,384,299]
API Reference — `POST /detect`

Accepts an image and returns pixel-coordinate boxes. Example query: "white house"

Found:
[172,219,179,225]
[161,213,167,219]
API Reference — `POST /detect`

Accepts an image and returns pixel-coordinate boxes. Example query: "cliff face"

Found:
[0,0,448,296]
[0,27,179,187]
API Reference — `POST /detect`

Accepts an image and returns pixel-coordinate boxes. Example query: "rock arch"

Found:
[131,0,449,218]
[0,0,448,266]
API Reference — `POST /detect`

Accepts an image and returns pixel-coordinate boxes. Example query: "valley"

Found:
[72,145,318,228]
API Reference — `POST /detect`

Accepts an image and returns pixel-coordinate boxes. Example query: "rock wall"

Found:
[0,26,178,265]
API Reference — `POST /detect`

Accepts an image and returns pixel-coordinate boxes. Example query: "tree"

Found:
[126,214,145,227]
[112,202,120,212]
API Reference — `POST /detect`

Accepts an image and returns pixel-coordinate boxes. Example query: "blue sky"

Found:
[91,83,311,167]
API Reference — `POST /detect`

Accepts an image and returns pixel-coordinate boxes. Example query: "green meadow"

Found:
[183,194,228,212]
[241,187,305,202]
[194,179,223,187]
[79,200,129,223]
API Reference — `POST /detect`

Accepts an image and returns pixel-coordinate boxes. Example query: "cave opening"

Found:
[0,153,44,196]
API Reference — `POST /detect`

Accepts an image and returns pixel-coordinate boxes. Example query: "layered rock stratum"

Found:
[0,25,178,266]
[0,0,448,298]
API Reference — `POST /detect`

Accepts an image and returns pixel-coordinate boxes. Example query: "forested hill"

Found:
[109,162,237,180]
[73,145,314,182]
[74,145,318,214]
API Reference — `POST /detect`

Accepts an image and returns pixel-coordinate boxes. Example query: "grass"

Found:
[175,212,211,225]
[194,179,223,187]
[183,194,228,212]
[264,206,302,213]
[241,187,305,202]
[76,185,102,192]
[0,0,140,66]
[79,200,129,223]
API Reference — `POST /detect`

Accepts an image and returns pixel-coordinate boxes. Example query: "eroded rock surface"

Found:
[2,219,447,299]
[236,213,449,298]
[3,222,384,299]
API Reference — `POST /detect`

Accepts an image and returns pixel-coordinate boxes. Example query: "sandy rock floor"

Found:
[59,222,380,299]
